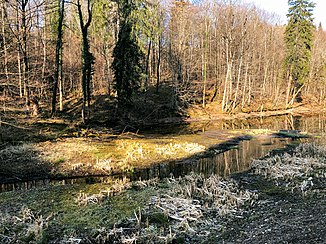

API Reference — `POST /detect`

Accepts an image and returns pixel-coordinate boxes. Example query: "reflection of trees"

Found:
[131,136,291,181]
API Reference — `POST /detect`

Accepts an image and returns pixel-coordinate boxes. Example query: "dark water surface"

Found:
[2,114,326,192]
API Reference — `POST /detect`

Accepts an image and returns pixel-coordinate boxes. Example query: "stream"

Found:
[2,114,326,193]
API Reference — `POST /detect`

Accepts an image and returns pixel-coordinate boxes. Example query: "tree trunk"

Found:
[222,59,232,113]
[77,0,94,124]
[202,19,208,108]
[144,39,152,93]
[156,38,161,93]
[17,49,23,98]
[241,63,249,108]
[211,25,219,103]
[51,0,65,116]
[1,2,9,84]
[106,57,111,95]
[21,0,30,107]
[233,42,244,111]
[59,69,63,111]
[14,1,23,98]
[42,0,48,81]
[285,73,292,108]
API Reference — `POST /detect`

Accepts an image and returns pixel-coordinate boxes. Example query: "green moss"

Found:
[143,211,169,227]
[0,182,157,241]
[56,158,65,163]
[262,185,287,196]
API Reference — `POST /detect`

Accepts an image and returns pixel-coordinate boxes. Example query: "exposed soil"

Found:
[219,174,326,244]
[218,143,326,244]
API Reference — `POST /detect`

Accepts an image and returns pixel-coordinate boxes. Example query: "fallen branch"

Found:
[0,120,31,130]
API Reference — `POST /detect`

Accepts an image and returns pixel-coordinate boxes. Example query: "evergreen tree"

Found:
[111,0,145,106]
[318,22,323,31]
[285,0,315,102]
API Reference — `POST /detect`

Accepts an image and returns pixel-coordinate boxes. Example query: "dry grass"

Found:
[75,177,131,206]
[0,207,52,243]
[0,144,49,181]
[86,174,257,243]
[148,173,256,238]
[0,144,40,164]
[161,174,256,215]
[116,139,205,161]
[37,138,98,176]
[34,137,206,177]
[251,143,326,194]
[0,173,255,243]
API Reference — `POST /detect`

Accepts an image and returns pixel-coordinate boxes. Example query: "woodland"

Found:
[0,0,325,124]
[0,1,326,243]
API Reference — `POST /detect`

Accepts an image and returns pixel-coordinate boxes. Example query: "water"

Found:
[129,136,300,180]
[1,114,325,193]
[0,137,295,192]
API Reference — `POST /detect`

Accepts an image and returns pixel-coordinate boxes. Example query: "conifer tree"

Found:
[111,0,145,106]
[285,0,315,102]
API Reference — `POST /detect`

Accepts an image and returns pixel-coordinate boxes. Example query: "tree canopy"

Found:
[285,0,315,97]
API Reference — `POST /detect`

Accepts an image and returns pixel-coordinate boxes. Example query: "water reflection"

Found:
[131,137,296,180]
[175,114,326,136]
[0,137,297,193]
[3,113,326,193]
[1,179,51,193]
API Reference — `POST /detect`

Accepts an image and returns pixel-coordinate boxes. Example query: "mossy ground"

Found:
[0,179,158,242]
[0,174,254,243]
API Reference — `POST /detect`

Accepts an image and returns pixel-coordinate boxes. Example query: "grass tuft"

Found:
[251,143,326,195]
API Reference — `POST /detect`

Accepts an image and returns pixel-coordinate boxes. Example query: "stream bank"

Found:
[0,143,325,243]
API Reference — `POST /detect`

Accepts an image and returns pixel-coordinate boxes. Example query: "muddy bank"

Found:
[220,174,326,243]
[221,143,326,243]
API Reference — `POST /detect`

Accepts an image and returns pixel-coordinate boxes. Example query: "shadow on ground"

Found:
[0,144,52,184]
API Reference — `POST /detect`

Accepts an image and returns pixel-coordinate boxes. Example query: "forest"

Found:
[1,0,325,124]
[0,0,326,243]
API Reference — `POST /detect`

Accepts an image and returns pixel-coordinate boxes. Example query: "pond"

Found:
[1,114,326,193]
